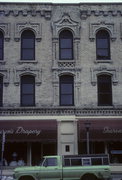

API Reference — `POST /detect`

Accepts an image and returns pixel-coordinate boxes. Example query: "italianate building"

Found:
[0,2,122,167]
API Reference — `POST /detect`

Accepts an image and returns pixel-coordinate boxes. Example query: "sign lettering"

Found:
[103,126,122,134]
[0,126,41,136]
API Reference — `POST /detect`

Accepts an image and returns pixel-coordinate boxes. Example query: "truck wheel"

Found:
[19,176,35,180]
[81,174,98,180]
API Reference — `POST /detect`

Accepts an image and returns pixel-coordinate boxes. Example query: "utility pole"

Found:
[0,131,5,180]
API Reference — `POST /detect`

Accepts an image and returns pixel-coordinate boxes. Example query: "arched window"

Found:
[21,75,35,106]
[97,74,112,106]
[0,76,3,106]
[96,30,110,60]
[59,30,73,60]
[0,31,4,60]
[60,75,74,106]
[21,30,35,60]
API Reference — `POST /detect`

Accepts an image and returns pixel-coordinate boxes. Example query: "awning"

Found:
[78,119,122,142]
[0,120,57,142]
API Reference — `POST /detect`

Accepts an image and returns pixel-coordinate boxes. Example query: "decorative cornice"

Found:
[1,107,122,116]
[80,10,122,19]
[0,9,52,19]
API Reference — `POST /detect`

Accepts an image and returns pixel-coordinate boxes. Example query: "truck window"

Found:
[103,157,109,165]
[43,158,57,167]
[92,158,102,165]
[71,159,81,166]
[82,158,91,166]
[64,159,70,166]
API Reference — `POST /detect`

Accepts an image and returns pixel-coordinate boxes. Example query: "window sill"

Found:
[58,59,74,61]
[95,60,112,63]
[0,60,6,65]
[18,60,38,64]
[97,105,113,108]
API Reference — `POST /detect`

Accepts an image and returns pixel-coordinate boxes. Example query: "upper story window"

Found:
[59,30,73,60]
[60,75,74,106]
[21,75,35,106]
[97,74,112,106]
[0,31,4,60]
[21,30,35,60]
[96,30,110,60]
[0,76,3,106]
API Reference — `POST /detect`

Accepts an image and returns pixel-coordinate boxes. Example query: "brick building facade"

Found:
[0,2,122,166]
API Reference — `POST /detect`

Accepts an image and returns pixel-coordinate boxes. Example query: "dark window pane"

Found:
[96,30,110,60]
[21,30,35,60]
[71,159,81,166]
[60,75,74,106]
[97,39,108,48]
[0,76,3,106]
[21,75,35,106]
[60,39,72,48]
[97,49,108,57]
[60,49,72,59]
[59,30,73,60]
[92,158,102,165]
[61,95,73,105]
[22,39,34,48]
[0,32,3,60]
[61,84,72,94]
[22,49,34,60]
[0,39,3,48]
[22,84,34,94]
[98,75,112,106]
[98,94,112,105]
[22,95,34,106]
[0,49,3,59]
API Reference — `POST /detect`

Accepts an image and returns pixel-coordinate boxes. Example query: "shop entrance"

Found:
[31,142,57,165]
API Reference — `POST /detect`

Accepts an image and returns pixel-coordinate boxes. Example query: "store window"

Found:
[59,30,73,60]
[21,30,35,60]
[60,75,74,106]
[0,31,4,60]
[21,75,35,106]
[0,75,3,106]
[3,142,27,166]
[97,74,112,106]
[96,30,110,60]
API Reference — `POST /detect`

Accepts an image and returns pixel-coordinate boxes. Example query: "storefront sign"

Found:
[0,126,41,136]
[103,126,122,134]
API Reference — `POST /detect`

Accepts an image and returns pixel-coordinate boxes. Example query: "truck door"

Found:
[40,157,61,180]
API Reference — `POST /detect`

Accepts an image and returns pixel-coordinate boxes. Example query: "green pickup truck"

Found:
[13,154,111,180]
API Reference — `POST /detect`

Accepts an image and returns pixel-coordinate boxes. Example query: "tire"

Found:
[81,174,98,180]
[19,176,35,180]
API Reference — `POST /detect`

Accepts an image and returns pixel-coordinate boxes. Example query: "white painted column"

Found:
[27,142,32,166]
[57,117,78,155]
[104,142,108,154]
